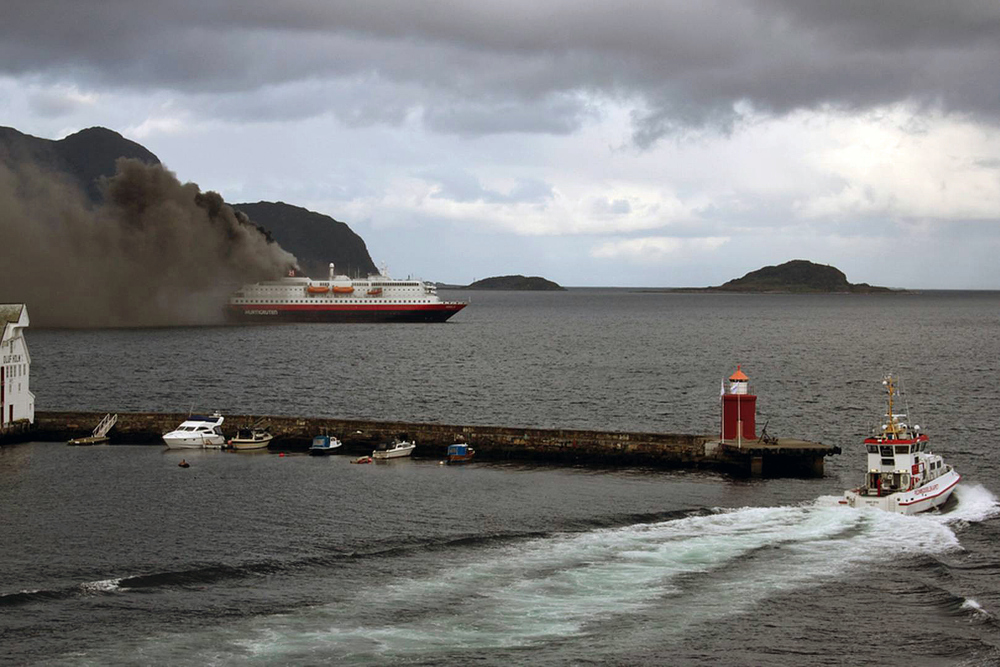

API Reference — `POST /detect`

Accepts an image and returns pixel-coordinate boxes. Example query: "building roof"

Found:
[0,304,24,325]
[729,364,749,381]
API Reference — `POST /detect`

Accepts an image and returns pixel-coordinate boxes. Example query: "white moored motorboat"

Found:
[163,413,226,449]
[372,439,416,460]
[842,375,960,514]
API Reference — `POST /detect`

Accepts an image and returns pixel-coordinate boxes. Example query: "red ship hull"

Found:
[226,302,467,323]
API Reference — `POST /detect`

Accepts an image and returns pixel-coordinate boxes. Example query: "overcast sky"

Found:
[3,0,1000,288]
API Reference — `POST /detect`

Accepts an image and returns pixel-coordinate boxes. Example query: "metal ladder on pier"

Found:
[92,413,118,438]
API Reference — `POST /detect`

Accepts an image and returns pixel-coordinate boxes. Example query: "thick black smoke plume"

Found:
[0,158,296,327]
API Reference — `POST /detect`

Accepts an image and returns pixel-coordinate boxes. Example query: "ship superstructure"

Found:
[227,264,467,323]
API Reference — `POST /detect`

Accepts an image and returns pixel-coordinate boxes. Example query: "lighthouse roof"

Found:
[729,365,749,381]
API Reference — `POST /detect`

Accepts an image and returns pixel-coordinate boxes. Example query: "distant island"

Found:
[709,260,891,293]
[461,275,565,290]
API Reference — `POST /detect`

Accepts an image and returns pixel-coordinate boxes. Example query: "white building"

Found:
[1,304,34,432]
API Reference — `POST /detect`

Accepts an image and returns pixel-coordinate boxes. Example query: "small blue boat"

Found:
[309,435,342,455]
[447,443,475,463]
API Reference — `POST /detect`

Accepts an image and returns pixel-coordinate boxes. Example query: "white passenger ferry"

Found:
[227,264,467,323]
[841,375,960,514]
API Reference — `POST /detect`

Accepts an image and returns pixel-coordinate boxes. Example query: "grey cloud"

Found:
[424,94,594,136]
[27,89,90,118]
[197,78,415,126]
[592,198,632,216]
[3,1,1000,142]
[427,170,554,205]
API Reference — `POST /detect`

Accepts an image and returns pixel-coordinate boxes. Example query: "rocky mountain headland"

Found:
[0,126,379,326]
[0,126,160,202]
[233,202,377,279]
[0,126,378,281]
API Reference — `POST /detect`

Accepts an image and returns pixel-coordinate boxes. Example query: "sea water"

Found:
[3,289,1000,665]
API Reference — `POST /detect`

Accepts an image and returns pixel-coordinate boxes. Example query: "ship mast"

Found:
[884,375,901,438]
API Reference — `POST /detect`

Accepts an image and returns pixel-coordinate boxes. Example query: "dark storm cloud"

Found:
[4,1,1000,142]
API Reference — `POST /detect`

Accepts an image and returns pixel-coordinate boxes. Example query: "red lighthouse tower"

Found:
[721,365,757,441]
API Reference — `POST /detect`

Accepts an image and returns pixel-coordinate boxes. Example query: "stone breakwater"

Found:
[30,411,839,477]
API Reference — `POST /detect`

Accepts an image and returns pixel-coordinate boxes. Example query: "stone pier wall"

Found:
[28,411,836,477]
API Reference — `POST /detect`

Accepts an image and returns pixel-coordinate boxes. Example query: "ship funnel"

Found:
[329,263,335,281]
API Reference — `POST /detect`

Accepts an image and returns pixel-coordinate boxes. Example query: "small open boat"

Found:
[309,434,343,455]
[447,443,475,463]
[229,426,273,450]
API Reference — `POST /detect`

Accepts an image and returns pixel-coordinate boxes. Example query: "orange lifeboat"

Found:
[307,285,330,294]
[332,286,355,294]
[367,288,383,296]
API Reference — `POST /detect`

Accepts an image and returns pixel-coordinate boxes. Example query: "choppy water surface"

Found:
[4,290,1000,665]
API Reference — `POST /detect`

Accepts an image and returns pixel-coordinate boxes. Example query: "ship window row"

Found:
[866,442,926,454]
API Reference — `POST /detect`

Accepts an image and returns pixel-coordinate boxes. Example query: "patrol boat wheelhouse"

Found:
[227,264,467,323]
[842,375,960,514]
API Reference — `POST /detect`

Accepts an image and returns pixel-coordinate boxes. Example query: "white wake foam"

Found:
[222,496,994,661]
[78,578,121,594]
[66,484,1000,664]
[932,484,1000,525]
[961,598,992,619]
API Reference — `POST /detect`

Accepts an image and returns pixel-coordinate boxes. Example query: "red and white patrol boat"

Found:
[227,264,467,323]
[842,375,960,514]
